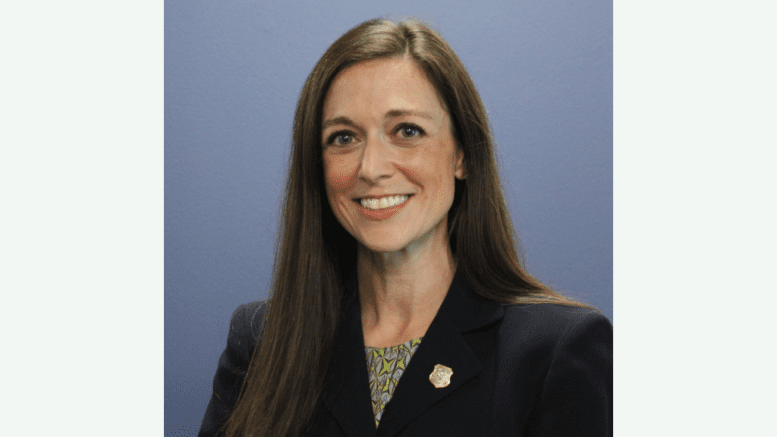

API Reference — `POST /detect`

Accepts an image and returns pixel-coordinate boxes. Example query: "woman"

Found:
[199,18,612,437]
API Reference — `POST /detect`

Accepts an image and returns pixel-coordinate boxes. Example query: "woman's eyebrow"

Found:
[322,116,359,130]
[385,109,435,121]
[323,110,434,130]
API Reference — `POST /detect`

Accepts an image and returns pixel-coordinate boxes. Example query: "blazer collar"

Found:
[320,272,504,437]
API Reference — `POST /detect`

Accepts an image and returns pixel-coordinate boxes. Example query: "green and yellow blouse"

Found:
[364,337,423,429]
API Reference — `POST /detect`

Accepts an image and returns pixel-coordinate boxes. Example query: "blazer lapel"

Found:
[320,292,378,437]
[375,275,504,437]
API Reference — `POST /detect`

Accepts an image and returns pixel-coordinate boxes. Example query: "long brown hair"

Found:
[221,18,588,437]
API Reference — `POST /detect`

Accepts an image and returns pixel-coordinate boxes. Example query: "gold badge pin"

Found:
[429,364,453,388]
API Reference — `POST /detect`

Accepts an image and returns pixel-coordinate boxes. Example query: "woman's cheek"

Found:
[325,154,358,191]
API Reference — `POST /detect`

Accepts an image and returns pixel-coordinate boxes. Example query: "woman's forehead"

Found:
[322,58,448,122]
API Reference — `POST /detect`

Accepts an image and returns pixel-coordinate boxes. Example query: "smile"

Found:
[358,194,410,210]
[353,194,412,221]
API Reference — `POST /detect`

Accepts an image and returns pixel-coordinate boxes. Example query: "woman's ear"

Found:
[454,148,466,180]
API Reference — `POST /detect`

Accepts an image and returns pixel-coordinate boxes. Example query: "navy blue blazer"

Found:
[199,275,612,436]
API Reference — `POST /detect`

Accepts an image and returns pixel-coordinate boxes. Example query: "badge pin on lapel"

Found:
[429,364,453,388]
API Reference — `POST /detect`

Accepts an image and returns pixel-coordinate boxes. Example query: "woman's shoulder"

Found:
[498,303,612,353]
[228,299,269,341]
[504,302,610,325]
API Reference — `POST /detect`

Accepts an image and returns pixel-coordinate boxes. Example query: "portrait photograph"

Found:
[165,1,612,436]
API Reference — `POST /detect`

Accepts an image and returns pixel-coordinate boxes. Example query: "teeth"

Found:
[360,195,409,210]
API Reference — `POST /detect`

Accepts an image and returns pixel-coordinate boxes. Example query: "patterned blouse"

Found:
[364,337,423,429]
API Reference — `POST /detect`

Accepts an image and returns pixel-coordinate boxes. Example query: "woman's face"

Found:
[321,57,464,254]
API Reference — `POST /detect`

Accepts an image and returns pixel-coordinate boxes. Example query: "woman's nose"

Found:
[357,135,394,183]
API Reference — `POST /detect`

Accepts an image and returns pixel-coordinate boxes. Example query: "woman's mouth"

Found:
[358,194,410,210]
[353,194,412,221]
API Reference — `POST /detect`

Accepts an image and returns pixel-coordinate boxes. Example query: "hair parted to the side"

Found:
[220,18,589,437]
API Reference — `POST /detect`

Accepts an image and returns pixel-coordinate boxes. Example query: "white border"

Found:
[615,0,777,434]
[1,1,162,434]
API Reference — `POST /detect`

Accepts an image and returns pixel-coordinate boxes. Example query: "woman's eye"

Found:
[327,132,355,146]
[335,134,353,145]
[397,125,423,139]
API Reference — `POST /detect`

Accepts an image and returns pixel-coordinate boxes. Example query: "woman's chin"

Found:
[357,238,409,255]
[353,229,419,255]
[352,220,447,258]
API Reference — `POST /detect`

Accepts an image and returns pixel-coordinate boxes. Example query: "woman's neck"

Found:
[357,226,456,347]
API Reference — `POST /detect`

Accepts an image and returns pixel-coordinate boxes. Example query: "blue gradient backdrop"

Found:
[165,1,612,435]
